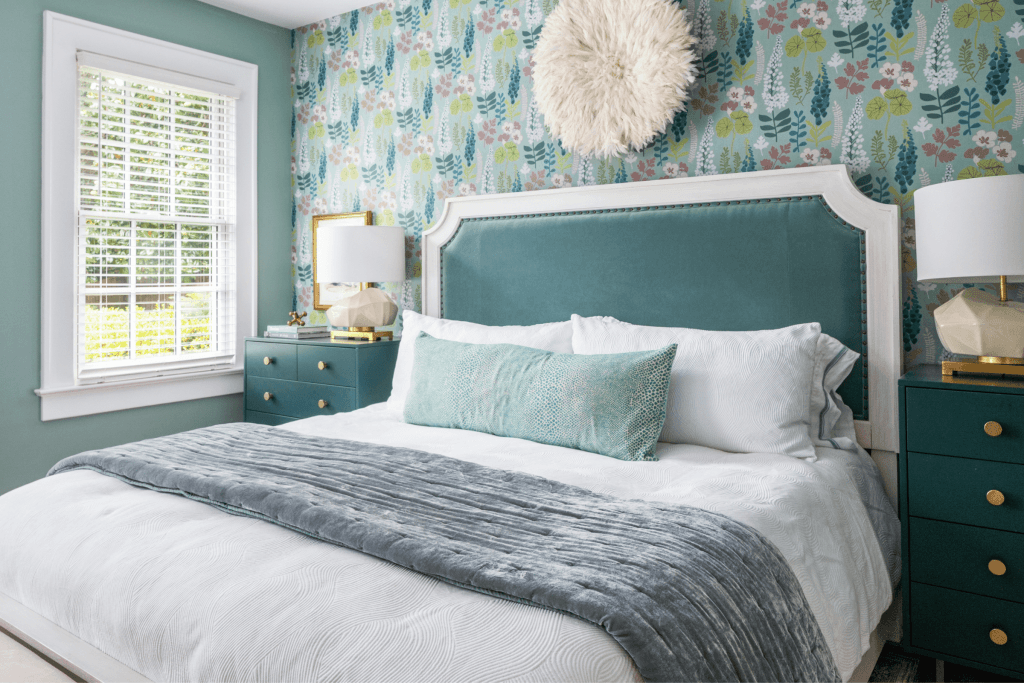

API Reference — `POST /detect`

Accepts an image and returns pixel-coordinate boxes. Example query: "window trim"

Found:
[37,11,258,421]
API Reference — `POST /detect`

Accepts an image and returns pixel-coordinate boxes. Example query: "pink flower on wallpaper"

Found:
[522,52,536,78]
[435,73,453,98]
[497,8,521,30]
[396,30,413,54]
[343,50,360,70]
[758,1,788,34]
[313,197,328,214]
[993,142,1016,162]
[299,286,312,308]
[498,121,522,144]
[896,73,918,92]
[379,91,396,110]
[436,179,455,201]
[476,8,496,34]
[328,50,343,71]
[298,195,311,215]
[291,156,296,174]
[362,187,380,210]
[343,145,360,165]
[478,118,497,145]
[630,158,657,182]
[414,135,434,155]
[397,132,415,155]
[361,89,378,113]
[291,245,297,265]
[551,173,572,187]
[414,31,434,51]
[296,103,311,125]
[311,105,327,123]
[458,182,478,196]
[328,145,344,165]
[524,169,547,191]
[813,12,831,29]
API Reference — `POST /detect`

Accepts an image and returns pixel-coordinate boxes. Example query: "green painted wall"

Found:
[0,1,292,495]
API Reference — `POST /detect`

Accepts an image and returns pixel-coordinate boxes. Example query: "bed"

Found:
[1,165,902,682]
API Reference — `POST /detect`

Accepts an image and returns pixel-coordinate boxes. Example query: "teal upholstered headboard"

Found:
[422,166,901,452]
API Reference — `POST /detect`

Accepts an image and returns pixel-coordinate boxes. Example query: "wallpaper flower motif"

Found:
[292,0,1024,366]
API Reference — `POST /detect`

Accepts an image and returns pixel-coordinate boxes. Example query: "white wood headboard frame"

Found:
[422,165,902,455]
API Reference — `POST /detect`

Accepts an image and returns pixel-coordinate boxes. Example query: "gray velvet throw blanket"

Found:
[49,423,840,683]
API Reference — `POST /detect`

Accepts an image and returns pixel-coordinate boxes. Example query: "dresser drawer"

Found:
[911,582,1024,673]
[246,341,297,380]
[244,410,298,426]
[910,518,1024,603]
[246,377,355,419]
[906,387,1024,464]
[909,453,1024,533]
[296,345,356,387]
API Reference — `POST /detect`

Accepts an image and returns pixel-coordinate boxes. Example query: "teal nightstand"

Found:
[899,365,1024,678]
[244,337,399,425]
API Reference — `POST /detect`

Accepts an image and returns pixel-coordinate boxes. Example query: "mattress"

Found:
[0,404,897,682]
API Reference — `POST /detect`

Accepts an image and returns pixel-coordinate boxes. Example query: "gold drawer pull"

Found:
[987,490,1006,506]
[318,399,329,409]
[985,421,1003,437]
[263,392,273,401]
[318,361,327,370]
[263,356,273,366]
[989,559,1007,576]
[990,628,1008,646]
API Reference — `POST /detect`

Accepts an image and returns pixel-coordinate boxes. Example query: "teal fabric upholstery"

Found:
[439,196,867,419]
[404,334,677,461]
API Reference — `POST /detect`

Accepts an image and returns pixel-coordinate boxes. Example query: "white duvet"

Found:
[0,404,897,682]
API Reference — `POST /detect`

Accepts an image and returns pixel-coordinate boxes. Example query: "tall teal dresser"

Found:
[244,337,399,425]
[899,365,1024,677]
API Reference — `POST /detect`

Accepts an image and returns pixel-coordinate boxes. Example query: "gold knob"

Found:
[318,399,328,409]
[263,392,273,401]
[263,356,273,366]
[985,421,1003,437]
[318,361,327,370]
[990,628,1008,646]
[989,559,1007,576]
[987,490,1006,506]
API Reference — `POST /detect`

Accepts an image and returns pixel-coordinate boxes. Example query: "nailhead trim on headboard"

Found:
[438,195,868,419]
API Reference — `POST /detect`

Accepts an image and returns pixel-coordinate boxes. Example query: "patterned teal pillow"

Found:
[404,333,677,461]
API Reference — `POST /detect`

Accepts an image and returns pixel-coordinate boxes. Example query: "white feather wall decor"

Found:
[532,0,698,158]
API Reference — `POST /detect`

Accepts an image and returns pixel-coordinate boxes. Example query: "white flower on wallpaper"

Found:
[290,0,1024,364]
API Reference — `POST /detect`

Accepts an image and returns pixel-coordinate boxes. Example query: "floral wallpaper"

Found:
[291,0,1024,366]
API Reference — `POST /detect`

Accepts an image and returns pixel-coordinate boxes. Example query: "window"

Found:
[76,59,237,383]
[38,12,257,421]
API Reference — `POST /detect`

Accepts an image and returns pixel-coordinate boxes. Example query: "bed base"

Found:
[0,591,151,683]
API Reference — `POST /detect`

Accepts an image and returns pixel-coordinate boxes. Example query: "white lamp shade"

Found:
[915,174,1024,284]
[316,224,405,283]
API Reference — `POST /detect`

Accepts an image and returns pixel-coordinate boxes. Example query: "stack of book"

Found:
[264,325,330,339]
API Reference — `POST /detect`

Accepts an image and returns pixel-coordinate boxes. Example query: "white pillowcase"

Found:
[387,310,574,418]
[571,315,820,458]
[809,334,861,449]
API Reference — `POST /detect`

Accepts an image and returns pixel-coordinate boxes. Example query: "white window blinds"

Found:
[76,56,238,383]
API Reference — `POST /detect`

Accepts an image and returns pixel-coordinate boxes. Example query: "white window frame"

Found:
[37,11,258,421]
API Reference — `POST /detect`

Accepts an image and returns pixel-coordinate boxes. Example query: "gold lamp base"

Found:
[942,357,1024,378]
[331,327,393,343]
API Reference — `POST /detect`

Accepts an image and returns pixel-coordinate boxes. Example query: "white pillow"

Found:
[571,315,820,458]
[809,334,861,448]
[388,310,574,418]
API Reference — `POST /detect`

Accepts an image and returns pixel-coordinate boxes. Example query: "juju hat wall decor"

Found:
[532,0,698,158]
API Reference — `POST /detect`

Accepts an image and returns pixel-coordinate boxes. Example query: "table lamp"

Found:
[315,223,405,342]
[914,173,1024,377]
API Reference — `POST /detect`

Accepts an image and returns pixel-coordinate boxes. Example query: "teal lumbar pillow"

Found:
[404,333,677,461]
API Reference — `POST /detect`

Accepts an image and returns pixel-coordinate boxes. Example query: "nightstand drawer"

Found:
[909,453,1024,533]
[906,387,1024,464]
[910,518,1024,603]
[296,345,356,387]
[911,582,1024,674]
[246,377,355,419]
[246,341,297,380]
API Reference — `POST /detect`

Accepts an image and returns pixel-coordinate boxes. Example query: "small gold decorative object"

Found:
[318,361,327,370]
[263,392,273,401]
[318,399,328,409]
[990,628,1008,646]
[989,559,1007,576]
[984,421,1004,437]
[263,356,273,366]
[331,327,394,343]
[987,490,1006,506]
[287,311,307,327]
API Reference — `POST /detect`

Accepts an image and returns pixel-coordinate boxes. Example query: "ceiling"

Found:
[195,0,371,29]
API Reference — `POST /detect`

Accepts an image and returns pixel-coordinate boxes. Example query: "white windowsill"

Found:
[35,369,243,421]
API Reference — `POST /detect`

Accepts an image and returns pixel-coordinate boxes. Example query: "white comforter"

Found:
[0,404,896,682]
